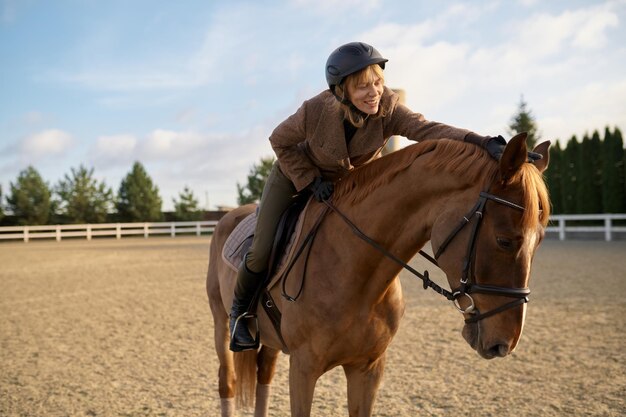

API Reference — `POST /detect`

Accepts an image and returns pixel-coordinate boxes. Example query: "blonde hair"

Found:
[334,64,386,127]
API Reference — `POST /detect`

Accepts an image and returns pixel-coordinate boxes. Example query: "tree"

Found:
[116,162,162,222]
[545,141,563,214]
[561,136,579,214]
[0,185,4,223]
[602,127,626,213]
[55,165,113,224]
[237,156,276,205]
[172,186,202,221]
[577,132,602,213]
[508,96,540,149]
[6,166,52,225]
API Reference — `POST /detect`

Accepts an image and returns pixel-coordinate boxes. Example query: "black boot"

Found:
[229,259,265,352]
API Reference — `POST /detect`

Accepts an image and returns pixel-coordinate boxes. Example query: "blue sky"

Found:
[1,0,625,211]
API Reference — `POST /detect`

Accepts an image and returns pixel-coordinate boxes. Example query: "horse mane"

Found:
[333,138,551,229]
[333,139,496,204]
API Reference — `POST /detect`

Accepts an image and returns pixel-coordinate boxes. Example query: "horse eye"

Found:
[496,237,513,250]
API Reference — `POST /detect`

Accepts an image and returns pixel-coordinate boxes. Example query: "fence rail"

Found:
[546,213,626,241]
[1,214,625,243]
[0,221,218,242]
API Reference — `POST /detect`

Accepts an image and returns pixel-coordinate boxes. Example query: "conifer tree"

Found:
[172,186,202,221]
[0,185,4,223]
[546,141,563,214]
[577,131,603,213]
[55,165,113,224]
[6,166,53,225]
[507,96,540,149]
[237,156,276,205]
[116,162,163,222]
[561,136,579,214]
[602,127,626,212]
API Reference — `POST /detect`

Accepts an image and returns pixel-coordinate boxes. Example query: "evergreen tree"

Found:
[237,156,276,205]
[602,127,626,213]
[172,186,202,221]
[0,185,4,223]
[116,162,162,222]
[546,141,563,214]
[507,95,540,149]
[55,165,113,224]
[561,136,579,214]
[577,132,602,213]
[591,131,604,211]
[6,166,52,225]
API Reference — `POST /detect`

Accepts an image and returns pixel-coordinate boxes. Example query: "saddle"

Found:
[221,195,312,350]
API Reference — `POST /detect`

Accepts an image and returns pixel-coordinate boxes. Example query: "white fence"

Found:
[1,214,625,243]
[0,221,218,242]
[546,214,626,241]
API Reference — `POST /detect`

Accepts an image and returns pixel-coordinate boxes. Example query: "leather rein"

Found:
[316,190,531,324]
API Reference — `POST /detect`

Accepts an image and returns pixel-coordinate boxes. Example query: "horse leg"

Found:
[208,288,236,417]
[254,346,280,417]
[343,354,386,417]
[288,352,320,417]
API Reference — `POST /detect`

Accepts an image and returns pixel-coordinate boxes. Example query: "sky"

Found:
[1,0,625,211]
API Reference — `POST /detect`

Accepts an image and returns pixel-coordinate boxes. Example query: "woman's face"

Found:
[346,74,384,115]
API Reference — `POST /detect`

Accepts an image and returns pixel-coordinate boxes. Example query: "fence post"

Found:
[605,217,612,242]
[171,223,175,238]
[87,224,92,241]
[144,223,148,238]
[196,222,201,236]
[56,225,61,241]
[24,226,29,243]
[558,218,566,241]
[116,224,121,240]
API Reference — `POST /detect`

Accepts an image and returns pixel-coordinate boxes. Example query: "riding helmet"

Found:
[325,42,388,92]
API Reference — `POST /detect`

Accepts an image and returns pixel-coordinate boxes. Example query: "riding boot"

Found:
[229,258,265,352]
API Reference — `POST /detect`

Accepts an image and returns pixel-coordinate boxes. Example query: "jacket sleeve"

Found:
[269,102,321,192]
[386,103,487,144]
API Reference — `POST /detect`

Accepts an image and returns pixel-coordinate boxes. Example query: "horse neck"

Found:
[329,156,484,291]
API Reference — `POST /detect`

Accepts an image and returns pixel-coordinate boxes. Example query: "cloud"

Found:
[91,134,137,167]
[20,129,73,158]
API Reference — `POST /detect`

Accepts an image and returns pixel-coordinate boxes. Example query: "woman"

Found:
[229,41,536,351]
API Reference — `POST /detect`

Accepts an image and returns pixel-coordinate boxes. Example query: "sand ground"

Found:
[1,236,624,416]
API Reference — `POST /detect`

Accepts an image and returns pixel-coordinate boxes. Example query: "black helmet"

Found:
[325,42,388,92]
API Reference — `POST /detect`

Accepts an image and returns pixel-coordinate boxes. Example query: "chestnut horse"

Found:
[206,133,550,417]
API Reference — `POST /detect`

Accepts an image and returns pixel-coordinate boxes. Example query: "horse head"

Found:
[431,133,551,359]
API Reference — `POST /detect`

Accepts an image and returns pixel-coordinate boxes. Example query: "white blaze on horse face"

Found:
[512,230,540,351]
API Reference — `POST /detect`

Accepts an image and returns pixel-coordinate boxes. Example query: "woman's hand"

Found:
[308,177,334,201]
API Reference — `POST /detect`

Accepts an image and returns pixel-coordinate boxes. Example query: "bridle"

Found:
[432,191,530,324]
[320,189,532,324]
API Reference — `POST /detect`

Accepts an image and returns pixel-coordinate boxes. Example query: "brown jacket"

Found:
[270,86,480,191]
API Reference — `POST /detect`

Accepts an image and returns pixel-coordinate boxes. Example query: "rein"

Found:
[317,190,531,324]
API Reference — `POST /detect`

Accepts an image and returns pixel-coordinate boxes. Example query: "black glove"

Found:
[485,135,543,162]
[308,176,334,202]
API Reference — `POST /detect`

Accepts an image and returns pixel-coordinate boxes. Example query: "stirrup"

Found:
[229,312,260,352]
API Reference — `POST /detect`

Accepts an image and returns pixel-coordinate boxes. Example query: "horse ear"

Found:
[531,140,551,173]
[499,132,528,182]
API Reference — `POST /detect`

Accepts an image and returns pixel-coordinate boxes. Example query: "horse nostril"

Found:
[488,343,510,358]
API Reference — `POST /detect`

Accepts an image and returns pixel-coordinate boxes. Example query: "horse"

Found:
[206,133,551,417]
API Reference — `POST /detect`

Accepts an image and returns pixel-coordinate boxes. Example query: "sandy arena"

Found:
[1,236,624,416]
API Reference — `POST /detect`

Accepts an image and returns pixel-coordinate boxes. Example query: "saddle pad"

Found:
[222,211,256,271]
[221,201,311,287]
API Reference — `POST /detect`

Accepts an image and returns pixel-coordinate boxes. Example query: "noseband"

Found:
[433,191,530,324]
[323,190,531,324]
